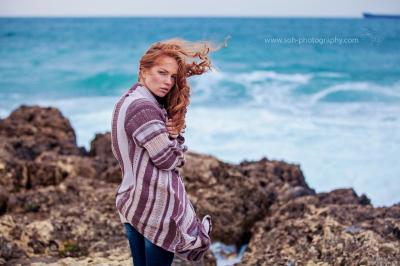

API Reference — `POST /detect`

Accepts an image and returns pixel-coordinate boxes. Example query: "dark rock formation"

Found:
[0,105,83,160]
[0,106,217,265]
[0,106,88,193]
[1,105,399,266]
[88,132,121,183]
[236,191,400,265]
[181,153,316,248]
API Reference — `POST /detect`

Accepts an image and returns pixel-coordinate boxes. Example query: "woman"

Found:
[111,38,224,265]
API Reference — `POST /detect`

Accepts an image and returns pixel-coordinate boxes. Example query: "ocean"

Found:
[0,17,399,208]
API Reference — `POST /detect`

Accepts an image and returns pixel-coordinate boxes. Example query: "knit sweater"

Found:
[110,82,211,262]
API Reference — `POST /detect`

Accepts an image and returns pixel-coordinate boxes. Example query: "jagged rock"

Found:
[89,132,112,158]
[1,105,399,265]
[236,192,400,265]
[181,154,315,247]
[1,174,218,265]
[0,106,90,193]
[0,136,26,192]
[30,151,96,188]
[0,215,28,261]
[21,220,55,254]
[0,105,83,160]
[315,187,371,206]
[0,235,27,261]
[17,246,216,266]
[89,132,121,183]
[0,150,96,193]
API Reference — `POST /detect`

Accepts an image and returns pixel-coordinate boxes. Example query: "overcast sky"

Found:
[0,0,399,17]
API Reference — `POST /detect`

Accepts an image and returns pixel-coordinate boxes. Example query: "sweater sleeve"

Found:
[125,102,186,170]
[176,134,188,153]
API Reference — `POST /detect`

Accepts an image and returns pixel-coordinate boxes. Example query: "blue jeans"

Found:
[124,223,174,266]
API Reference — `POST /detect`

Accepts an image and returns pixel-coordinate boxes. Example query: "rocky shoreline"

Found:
[0,105,399,265]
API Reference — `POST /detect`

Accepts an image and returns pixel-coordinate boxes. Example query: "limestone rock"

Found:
[236,193,399,265]
[89,132,121,183]
[1,105,399,265]
[181,154,315,247]
[0,105,83,159]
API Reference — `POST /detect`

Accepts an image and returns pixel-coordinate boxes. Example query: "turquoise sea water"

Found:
[0,18,399,207]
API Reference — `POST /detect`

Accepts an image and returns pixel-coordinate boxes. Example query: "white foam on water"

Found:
[189,69,311,116]
[185,105,400,207]
[189,70,225,103]
[0,108,8,119]
[211,242,248,266]
[309,81,400,104]
[232,70,312,84]
[314,71,346,78]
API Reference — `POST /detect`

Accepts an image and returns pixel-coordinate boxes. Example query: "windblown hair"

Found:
[138,37,229,133]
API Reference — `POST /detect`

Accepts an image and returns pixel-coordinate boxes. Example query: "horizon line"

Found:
[0,14,367,19]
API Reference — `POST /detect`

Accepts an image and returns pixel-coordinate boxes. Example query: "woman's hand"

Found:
[166,118,185,139]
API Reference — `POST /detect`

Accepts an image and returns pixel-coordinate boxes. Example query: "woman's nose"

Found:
[164,77,173,86]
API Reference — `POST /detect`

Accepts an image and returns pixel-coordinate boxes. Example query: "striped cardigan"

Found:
[111,82,211,261]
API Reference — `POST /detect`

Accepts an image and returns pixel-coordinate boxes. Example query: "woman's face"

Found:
[140,56,178,97]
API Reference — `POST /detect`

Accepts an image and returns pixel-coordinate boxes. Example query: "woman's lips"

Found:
[161,88,169,93]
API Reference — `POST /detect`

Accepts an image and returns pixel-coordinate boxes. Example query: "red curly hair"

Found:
[137,37,229,133]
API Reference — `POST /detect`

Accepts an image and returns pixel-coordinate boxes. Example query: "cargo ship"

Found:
[363,12,400,19]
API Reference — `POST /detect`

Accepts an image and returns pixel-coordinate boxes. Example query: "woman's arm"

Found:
[124,101,186,171]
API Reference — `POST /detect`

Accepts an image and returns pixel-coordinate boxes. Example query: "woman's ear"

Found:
[139,69,148,83]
